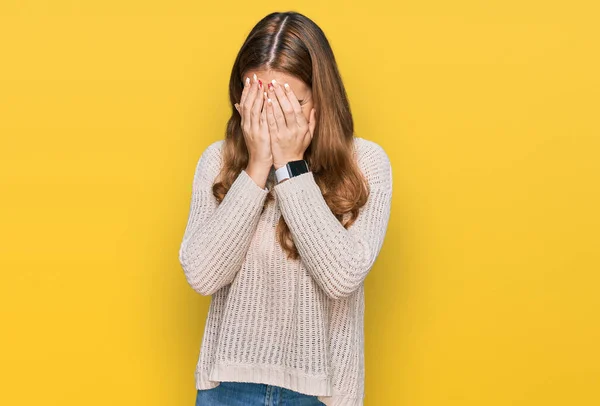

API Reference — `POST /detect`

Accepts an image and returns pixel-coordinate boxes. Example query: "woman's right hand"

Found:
[235,74,272,169]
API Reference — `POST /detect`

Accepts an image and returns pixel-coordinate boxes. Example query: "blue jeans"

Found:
[195,381,326,405]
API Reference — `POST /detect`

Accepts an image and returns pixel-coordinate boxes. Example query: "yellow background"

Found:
[1,1,598,405]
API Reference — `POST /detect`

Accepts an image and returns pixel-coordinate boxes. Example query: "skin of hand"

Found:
[236,73,272,169]
[265,78,316,170]
[235,70,316,171]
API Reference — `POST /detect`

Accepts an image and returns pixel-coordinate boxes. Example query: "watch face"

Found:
[287,160,309,177]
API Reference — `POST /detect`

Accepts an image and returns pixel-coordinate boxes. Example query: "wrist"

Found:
[247,161,272,173]
[274,157,304,170]
[245,162,272,188]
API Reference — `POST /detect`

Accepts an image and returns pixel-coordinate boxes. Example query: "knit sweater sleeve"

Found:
[178,141,270,296]
[273,141,393,300]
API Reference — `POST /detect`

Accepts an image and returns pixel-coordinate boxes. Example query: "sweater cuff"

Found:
[217,169,270,214]
[273,171,321,206]
[237,168,270,194]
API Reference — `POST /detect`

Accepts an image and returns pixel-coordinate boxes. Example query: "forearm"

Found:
[274,171,392,299]
[179,169,269,295]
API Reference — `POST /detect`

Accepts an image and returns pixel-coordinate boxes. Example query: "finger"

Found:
[268,85,287,131]
[242,74,259,128]
[251,79,264,134]
[271,80,295,127]
[266,96,278,135]
[283,82,309,128]
[259,91,267,127]
[240,76,251,106]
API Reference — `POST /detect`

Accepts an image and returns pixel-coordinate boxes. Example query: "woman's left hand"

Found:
[266,80,316,170]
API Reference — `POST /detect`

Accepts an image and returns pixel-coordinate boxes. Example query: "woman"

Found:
[179,11,393,406]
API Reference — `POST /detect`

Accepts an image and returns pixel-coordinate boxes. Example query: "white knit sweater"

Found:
[178,136,393,406]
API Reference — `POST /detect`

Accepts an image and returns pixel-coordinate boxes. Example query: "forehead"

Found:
[242,69,308,92]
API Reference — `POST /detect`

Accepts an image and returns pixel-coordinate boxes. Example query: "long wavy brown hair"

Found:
[213,11,370,260]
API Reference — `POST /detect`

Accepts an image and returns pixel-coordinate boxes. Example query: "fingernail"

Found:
[258,79,262,88]
[253,73,257,82]
[245,77,250,86]
[268,83,273,92]
[263,91,267,98]
[271,79,277,87]
[268,98,272,104]
[284,83,290,92]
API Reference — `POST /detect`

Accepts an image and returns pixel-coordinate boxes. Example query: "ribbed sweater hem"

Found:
[195,364,363,406]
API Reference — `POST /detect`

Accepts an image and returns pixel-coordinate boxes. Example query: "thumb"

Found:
[308,108,316,140]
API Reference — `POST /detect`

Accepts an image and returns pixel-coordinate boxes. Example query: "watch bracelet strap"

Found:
[275,165,291,183]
